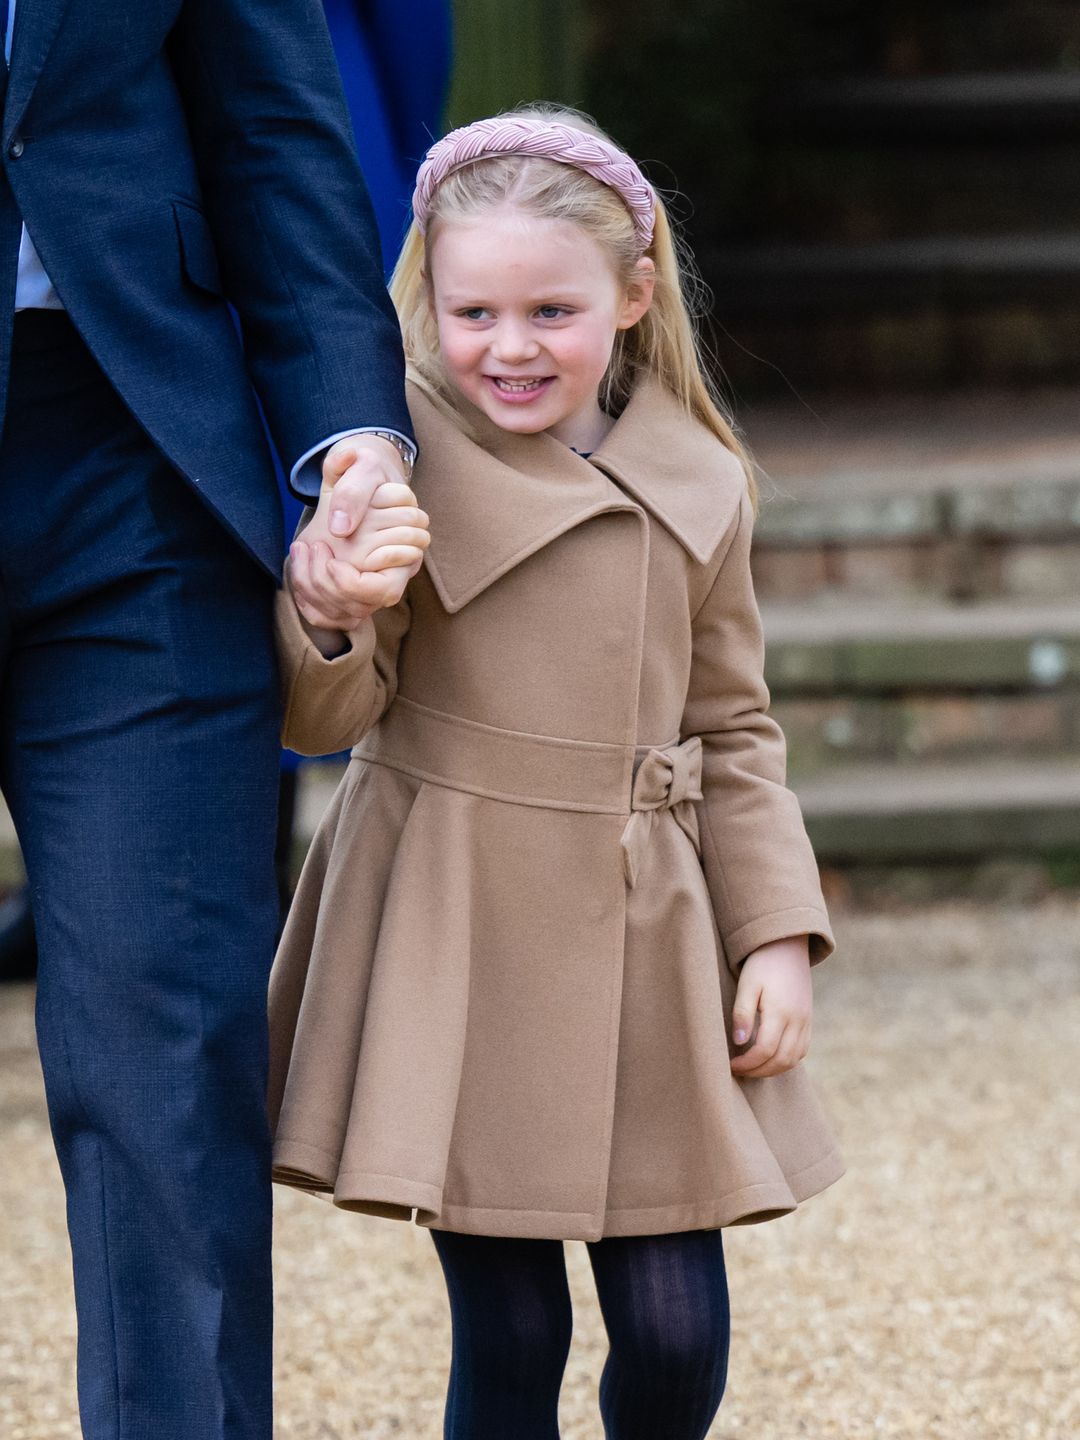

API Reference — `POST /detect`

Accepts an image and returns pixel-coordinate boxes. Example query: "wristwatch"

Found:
[368,430,415,480]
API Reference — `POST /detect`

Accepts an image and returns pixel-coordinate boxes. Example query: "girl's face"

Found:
[428,207,654,452]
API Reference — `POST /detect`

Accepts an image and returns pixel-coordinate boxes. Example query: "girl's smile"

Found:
[429,209,653,452]
[485,374,555,403]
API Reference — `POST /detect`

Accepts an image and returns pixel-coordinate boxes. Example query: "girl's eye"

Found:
[458,308,489,321]
[536,305,567,320]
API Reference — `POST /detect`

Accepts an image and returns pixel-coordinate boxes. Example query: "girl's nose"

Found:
[490,320,540,364]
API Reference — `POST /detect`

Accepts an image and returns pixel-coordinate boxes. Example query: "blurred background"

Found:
[1,3,1078,1438]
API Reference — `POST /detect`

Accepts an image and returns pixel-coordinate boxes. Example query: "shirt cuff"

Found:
[289,428,418,500]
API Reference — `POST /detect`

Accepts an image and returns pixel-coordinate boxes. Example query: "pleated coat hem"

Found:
[271,1133,845,1241]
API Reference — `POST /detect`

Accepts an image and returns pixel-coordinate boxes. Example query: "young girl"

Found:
[269,106,842,1440]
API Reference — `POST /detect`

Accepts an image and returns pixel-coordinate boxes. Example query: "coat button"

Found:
[8,137,24,159]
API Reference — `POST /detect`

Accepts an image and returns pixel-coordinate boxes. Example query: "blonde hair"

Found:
[390,104,755,506]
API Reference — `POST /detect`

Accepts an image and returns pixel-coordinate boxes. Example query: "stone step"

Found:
[762,602,1080,694]
[752,533,1079,605]
[762,601,1080,775]
[745,387,1080,599]
[746,386,1080,504]
[793,757,1080,862]
[775,690,1080,776]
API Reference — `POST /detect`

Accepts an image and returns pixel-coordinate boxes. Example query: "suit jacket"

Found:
[267,378,842,1240]
[0,0,411,575]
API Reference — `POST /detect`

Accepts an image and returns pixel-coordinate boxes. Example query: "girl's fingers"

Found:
[736,1021,807,1079]
[349,570,395,608]
[362,525,430,551]
[325,520,430,570]
[730,968,763,1049]
[332,566,410,610]
[302,544,374,626]
[364,504,432,532]
[322,555,395,607]
[309,543,359,610]
[369,508,430,536]
[355,543,428,573]
[289,544,341,629]
[295,532,424,626]
[374,564,415,607]
[729,1012,785,1076]
[325,558,419,610]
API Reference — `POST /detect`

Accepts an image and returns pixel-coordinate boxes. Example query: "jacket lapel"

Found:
[3,0,74,149]
[410,375,748,613]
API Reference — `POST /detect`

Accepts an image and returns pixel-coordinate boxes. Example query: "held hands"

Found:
[729,935,813,1079]
[289,435,430,636]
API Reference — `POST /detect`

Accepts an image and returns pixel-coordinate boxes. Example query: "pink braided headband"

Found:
[412,116,656,252]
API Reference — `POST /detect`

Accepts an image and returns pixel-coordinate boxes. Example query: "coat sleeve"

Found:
[167,0,412,486]
[275,583,411,756]
[682,491,834,973]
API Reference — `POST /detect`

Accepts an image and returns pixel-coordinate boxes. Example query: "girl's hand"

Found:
[319,481,430,580]
[290,482,430,633]
[728,935,813,1079]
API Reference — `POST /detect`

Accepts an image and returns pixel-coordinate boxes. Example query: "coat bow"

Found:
[620,737,704,888]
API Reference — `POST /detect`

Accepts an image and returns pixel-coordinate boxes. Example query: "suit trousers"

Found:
[0,311,281,1439]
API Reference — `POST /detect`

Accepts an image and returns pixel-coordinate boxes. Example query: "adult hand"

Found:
[728,935,813,1079]
[290,435,420,626]
[289,479,430,634]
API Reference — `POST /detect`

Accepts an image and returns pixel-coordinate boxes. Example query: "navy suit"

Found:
[0,3,409,1436]
[0,0,412,565]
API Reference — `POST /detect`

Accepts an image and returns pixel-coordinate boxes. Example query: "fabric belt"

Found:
[356,698,703,887]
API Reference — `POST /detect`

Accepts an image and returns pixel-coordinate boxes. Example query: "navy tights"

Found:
[431,1228,730,1440]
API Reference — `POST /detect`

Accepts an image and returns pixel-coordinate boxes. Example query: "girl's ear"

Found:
[617,257,656,331]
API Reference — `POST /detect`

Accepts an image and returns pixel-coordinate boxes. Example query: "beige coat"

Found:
[267,377,843,1240]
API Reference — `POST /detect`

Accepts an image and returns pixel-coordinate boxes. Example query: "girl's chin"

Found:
[486,409,555,434]
[476,391,561,433]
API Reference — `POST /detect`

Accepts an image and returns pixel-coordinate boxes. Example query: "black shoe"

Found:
[0,886,37,981]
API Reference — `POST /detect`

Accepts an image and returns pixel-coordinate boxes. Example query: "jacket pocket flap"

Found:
[172,199,224,297]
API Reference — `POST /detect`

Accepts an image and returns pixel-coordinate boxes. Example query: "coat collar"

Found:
[3,0,74,150]
[411,376,746,613]
[588,376,746,564]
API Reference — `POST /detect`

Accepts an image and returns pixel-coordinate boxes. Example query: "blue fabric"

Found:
[431,1228,731,1440]
[0,312,281,1439]
[323,0,452,264]
[0,0,412,571]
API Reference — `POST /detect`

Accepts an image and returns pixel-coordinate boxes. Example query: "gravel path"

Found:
[1,902,1077,1439]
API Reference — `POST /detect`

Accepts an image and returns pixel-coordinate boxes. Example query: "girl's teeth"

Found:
[495,378,544,392]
